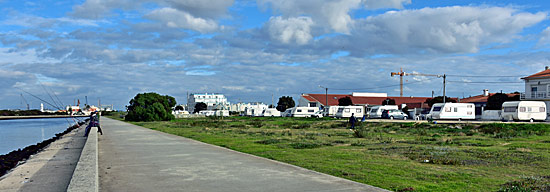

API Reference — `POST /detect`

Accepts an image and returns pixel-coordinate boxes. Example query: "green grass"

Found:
[109,115,550,192]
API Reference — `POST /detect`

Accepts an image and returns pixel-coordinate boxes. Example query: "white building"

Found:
[244,102,268,116]
[521,66,550,118]
[187,93,229,113]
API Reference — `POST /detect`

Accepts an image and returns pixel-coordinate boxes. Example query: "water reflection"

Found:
[0,118,74,155]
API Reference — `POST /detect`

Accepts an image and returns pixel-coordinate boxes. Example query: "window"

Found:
[503,107,516,112]
[520,107,526,112]
[532,87,538,92]
[297,109,302,112]
[310,102,317,107]
[370,109,377,112]
[467,105,473,108]
[308,110,314,112]
[454,107,458,112]
[445,107,451,112]
[541,107,546,112]
[344,109,350,112]
[338,108,344,112]
[467,111,472,115]
[433,107,442,112]
[356,109,362,113]
[528,107,532,112]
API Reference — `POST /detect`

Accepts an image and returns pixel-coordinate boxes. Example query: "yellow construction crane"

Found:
[391,69,448,102]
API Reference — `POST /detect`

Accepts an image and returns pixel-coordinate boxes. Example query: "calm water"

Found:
[0,118,75,155]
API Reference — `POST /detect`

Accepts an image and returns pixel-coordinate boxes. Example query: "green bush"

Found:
[125,92,176,122]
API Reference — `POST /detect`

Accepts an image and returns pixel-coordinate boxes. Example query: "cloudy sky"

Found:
[2,0,550,110]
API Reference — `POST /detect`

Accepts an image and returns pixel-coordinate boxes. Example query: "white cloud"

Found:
[362,0,411,10]
[146,7,219,33]
[258,0,361,34]
[537,27,550,47]
[345,6,547,55]
[266,16,314,45]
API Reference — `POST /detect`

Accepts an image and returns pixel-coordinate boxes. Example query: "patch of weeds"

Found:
[351,142,368,146]
[479,123,550,138]
[255,139,285,145]
[498,176,550,192]
[248,120,264,128]
[290,142,322,149]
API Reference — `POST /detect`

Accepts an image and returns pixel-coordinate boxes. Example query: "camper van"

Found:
[427,103,475,120]
[369,105,398,118]
[322,106,340,117]
[262,108,281,117]
[290,107,319,117]
[335,106,364,119]
[501,101,546,122]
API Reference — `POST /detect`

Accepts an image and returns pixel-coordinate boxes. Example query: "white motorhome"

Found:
[501,101,546,122]
[262,108,281,117]
[244,104,268,116]
[427,103,475,120]
[291,107,319,117]
[335,106,364,119]
[369,105,398,118]
[322,106,340,117]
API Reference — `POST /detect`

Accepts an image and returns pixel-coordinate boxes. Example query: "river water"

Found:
[0,118,76,155]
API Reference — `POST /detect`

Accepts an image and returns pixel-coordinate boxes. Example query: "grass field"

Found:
[109,114,550,191]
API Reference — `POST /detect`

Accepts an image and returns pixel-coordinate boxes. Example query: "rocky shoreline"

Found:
[0,120,87,176]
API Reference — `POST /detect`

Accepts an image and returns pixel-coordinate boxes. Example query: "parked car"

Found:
[381,109,408,120]
[311,110,324,118]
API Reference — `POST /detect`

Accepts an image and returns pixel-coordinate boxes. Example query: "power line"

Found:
[446,74,526,78]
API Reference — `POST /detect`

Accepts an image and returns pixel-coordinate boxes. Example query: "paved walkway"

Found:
[99,117,388,192]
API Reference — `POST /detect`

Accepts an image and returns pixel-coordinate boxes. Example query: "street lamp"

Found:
[319,85,328,109]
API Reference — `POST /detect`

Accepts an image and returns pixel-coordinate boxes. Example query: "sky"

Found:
[2,0,550,110]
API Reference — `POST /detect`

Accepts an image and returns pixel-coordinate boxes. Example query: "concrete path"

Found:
[0,125,87,192]
[99,117,388,192]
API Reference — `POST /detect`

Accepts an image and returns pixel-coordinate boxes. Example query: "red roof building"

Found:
[298,93,432,109]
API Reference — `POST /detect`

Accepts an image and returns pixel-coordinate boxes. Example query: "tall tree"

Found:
[486,93,520,110]
[126,92,176,122]
[338,96,353,106]
[175,105,184,111]
[194,102,207,113]
[382,98,396,105]
[276,96,295,112]
[425,96,457,107]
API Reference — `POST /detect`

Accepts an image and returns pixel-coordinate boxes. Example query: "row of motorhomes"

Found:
[426,101,547,122]
[249,101,548,122]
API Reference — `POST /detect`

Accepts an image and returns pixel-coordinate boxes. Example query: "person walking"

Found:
[349,113,357,130]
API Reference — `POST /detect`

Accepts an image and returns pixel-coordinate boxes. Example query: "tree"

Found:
[175,105,184,111]
[382,98,396,105]
[425,96,457,107]
[268,104,274,108]
[338,96,353,106]
[194,102,207,113]
[276,96,295,112]
[486,93,520,110]
[125,92,176,122]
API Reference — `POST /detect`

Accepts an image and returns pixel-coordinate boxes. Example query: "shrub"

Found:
[125,92,176,122]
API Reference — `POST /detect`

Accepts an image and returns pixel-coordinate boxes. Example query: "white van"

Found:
[369,105,398,118]
[282,108,294,117]
[262,108,281,117]
[322,106,340,117]
[427,103,475,120]
[335,106,364,119]
[501,101,546,122]
[291,107,319,117]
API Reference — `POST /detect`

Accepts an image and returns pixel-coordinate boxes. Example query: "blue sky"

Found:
[2,0,550,110]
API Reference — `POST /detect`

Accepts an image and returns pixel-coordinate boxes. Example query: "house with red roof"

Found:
[521,66,550,114]
[459,89,519,118]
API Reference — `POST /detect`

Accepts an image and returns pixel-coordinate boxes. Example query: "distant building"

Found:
[187,93,229,113]
[299,92,431,108]
[460,89,519,119]
[520,66,550,117]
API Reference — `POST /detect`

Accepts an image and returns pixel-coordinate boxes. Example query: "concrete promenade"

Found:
[99,117,388,192]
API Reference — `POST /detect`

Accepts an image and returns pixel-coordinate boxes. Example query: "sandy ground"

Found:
[0,126,87,192]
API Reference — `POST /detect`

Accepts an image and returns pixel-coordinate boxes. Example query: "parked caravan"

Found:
[322,106,340,117]
[244,104,268,116]
[282,108,294,117]
[369,105,398,118]
[427,103,475,120]
[335,106,364,119]
[291,107,319,117]
[262,108,281,117]
[501,101,546,122]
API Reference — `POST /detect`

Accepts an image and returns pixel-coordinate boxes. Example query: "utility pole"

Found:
[443,74,446,103]
[319,85,328,108]
[390,68,405,97]
[271,93,274,108]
